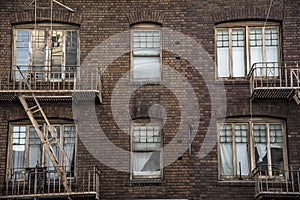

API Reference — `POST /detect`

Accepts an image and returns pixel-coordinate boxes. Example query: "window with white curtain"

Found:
[14,24,79,81]
[131,119,162,178]
[215,22,280,79]
[8,123,76,180]
[218,118,287,179]
[131,24,161,82]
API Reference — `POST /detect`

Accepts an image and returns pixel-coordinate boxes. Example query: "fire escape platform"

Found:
[255,192,300,200]
[251,88,296,99]
[0,192,99,200]
[248,62,300,102]
[0,90,101,102]
[0,68,102,102]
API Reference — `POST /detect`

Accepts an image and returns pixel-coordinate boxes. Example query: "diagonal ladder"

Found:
[17,66,71,193]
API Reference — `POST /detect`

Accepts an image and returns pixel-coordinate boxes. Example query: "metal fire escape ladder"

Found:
[17,66,71,193]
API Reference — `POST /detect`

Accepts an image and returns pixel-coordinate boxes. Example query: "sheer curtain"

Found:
[217,48,230,77]
[220,143,233,176]
[28,127,42,167]
[133,152,160,175]
[236,144,249,175]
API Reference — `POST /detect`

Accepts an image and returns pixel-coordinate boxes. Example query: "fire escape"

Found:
[0,0,101,199]
[248,61,300,200]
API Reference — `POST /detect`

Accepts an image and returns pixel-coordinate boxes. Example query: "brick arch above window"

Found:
[213,7,283,25]
[127,10,165,26]
[9,9,81,25]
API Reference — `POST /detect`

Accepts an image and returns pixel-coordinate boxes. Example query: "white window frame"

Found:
[13,23,80,82]
[217,117,288,179]
[131,24,162,83]
[215,21,281,79]
[131,118,162,179]
[7,123,77,180]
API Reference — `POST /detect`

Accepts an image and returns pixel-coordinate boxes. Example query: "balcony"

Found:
[252,165,300,199]
[0,66,102,102]
[1,166,100,200]
[247,62,300,101]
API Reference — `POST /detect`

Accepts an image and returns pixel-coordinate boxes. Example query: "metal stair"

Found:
[17,66,71,193]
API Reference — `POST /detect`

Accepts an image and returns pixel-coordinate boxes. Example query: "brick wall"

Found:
[0,0,299,199]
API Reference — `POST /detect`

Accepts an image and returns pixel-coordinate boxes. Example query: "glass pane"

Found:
[217,48,230,77]
[271,147,283,175]
[133,152,160,176]
[232,47,245,77]
[133,57,160,80]
[28,128,42,167]
[220,143,233,176]
[63,125,76,174]
[65,30,78,73]
[266,46,279,76]
[12,125,26,178]
[133,30,160,55]
[253,124,268,173]
[235,124,249,176]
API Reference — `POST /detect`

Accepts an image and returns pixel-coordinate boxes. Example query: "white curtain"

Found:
[232,47,245,77]
[64,143,75,172]
[133,152,160,175]
[28,145,41,167]
[236,144,249,175]
[255,143,267,163]
[220,143,233,176]
[250,46,263,76]
[266,46,279,76]
[217,48,230,77]
[133,57,160,79]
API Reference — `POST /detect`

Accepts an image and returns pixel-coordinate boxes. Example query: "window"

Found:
[131,119,162,179]
[215,22,280,78]
[8,123,76,179]
[131,24,161,82]
[14,24,79,81]
[218,118,287,179]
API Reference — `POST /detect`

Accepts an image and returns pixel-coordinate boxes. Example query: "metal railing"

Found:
[0,65,101,93]
[247,62,300,96]
[252,165,300,198]
[2,166,100,198]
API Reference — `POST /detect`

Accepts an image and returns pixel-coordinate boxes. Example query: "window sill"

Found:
[214,79,250,85]
[217,179,255,187]
[128,178,164,186]
[130,81,161,86]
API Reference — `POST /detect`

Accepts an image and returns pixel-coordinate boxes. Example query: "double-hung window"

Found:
[14,24,79,81]
[131,119,162,179]
[8,123,76,179]
[218,118,287,179]
[131,24,161,82]
[215,22,280,79]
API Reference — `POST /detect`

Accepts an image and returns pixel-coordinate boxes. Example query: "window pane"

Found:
[133,30,160,55]
[217,29,230,78]
[266,46,279,76]
[132,28,161,81]
[28,126,42,167]
[232,47,245,77]
[12,125,26,178]
[269,124,283,173]
[63,125,76,173]
[217,48,230,77]
[235,124,249,176]
[220,124,233,176]
[46,126,61,169]
[253,124,268,173]
[65,31,78,78]
[220,143,233,176]
[133,57,160,80]
[133,152,160,176]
